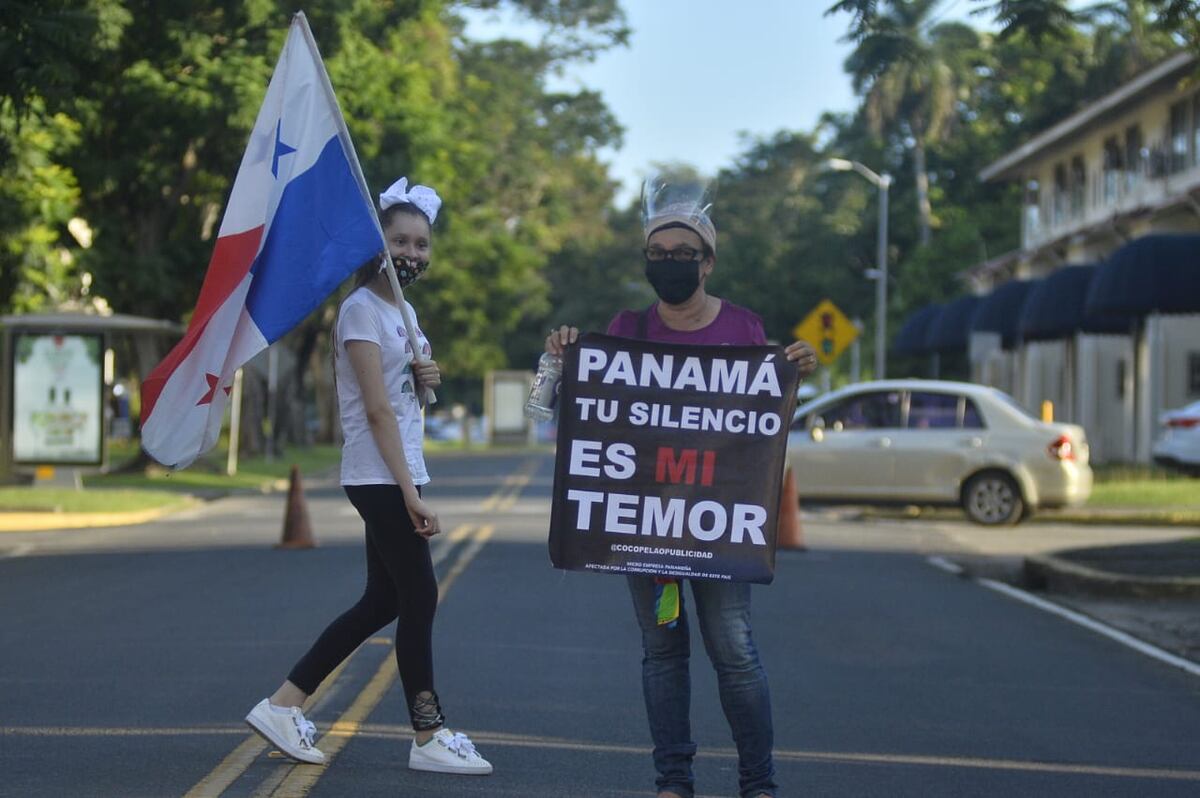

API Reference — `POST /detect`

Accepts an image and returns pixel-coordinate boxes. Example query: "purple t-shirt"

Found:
[606,299,767,346]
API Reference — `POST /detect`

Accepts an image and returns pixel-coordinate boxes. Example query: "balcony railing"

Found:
[1021,136,1200,251]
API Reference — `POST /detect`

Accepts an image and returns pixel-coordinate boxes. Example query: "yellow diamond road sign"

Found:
[793,299,859,366]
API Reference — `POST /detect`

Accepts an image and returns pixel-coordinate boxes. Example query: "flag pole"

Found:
[293,12,435,405]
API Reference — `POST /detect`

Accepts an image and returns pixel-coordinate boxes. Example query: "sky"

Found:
[464,0,982,204]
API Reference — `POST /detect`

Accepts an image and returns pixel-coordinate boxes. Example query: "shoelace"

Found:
[442,731,478,758]
[296,717,318,748]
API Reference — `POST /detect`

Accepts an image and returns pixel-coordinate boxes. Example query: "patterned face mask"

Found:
[386,256,430,288]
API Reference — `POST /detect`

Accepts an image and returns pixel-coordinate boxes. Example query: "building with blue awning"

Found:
[953,52,1200,463]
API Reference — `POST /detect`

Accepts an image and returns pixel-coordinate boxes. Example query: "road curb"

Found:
[1024,553,1200,599]
[0,497,202,533]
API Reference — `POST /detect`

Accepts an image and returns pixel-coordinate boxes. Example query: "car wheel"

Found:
[962,471,1024,526]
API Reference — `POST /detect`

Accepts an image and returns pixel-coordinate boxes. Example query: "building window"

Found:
[1023,180,1040,245]
[1070,155,1086,217]
[1170,100,1190,173]
[1102,136,1122,204]
[1053,163,1068,226]
[1125,124,1144,190]
[1190,352,1200,396]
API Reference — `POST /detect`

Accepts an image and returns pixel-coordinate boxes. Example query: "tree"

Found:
[835,0,983,246]
[0,105,84,312]
[978,0,1081,40]
[0,0,131,117]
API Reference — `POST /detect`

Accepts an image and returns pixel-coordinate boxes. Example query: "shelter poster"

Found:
[548,333,799,584]
[12,333,104,465]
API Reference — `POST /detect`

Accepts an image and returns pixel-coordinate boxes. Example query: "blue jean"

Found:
[627,577,777,798]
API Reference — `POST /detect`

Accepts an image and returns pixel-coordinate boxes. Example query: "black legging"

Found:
[288,484,438,727]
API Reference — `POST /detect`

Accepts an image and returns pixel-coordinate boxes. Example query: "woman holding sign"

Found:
[245,178,492,776]
[545,176,818,798]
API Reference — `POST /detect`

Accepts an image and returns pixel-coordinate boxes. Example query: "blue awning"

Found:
[893,303,941,355]
[971,280,1036,349]
[1086,234,1200,319]
[924,295,981,352]
[1019,264,1132,340]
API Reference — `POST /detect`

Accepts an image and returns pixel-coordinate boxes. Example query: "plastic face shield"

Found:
[641,172,716,229]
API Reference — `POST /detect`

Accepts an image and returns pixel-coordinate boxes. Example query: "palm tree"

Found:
[1083,1,1178,79]
[835,0,981,246]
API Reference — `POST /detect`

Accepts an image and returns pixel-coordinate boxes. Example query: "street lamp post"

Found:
[827,158,892,379]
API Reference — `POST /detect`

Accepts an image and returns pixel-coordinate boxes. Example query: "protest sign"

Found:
[548,333,800,584]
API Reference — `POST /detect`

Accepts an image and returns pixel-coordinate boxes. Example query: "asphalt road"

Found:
[1,450,1198,797]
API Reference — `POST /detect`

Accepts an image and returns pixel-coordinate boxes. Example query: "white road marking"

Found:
[926,555,964,575]
[1,543,35,559]
[930,561,1200,677]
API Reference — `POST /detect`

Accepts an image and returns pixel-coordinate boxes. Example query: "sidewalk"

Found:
[823,507,1200,664]
[1025,537,1200,598]
[1017,538,1200,663]
[0,499,200,533]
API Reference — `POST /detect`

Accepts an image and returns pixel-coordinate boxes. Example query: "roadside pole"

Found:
[227,368,243,476]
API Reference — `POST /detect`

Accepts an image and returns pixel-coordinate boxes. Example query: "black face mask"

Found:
[645,259,701,305]
[393,256,429,288]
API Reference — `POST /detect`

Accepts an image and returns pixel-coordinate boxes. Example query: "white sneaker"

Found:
[245,698,326,765]
[408,729,493,775]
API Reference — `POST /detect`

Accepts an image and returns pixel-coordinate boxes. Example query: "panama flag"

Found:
[141,13,381,468]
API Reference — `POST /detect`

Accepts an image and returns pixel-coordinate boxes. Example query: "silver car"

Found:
[787,380,1093,525]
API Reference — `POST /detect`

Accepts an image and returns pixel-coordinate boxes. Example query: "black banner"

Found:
[548,333,800,584]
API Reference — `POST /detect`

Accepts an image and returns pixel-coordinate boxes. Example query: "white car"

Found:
[1152,400,1200,475]
[787,380,1093,525]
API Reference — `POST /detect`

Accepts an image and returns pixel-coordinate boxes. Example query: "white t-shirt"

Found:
[335,287,431,486]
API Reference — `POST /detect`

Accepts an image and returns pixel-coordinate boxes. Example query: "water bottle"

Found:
[524,352,562,421]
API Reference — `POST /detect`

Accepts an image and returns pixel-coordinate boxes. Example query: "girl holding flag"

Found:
[245,178,492,776]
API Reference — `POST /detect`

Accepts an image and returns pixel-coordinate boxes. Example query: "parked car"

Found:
[787,380,1093,525]
[1152,400,1200,475]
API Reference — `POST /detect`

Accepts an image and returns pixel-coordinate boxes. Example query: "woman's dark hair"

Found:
[347,202,434,290]
[647,221,713,259]
[333,201,435,369]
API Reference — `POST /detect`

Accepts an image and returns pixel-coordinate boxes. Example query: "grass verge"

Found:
[1088,480,1200,508]
[87,444,343,493]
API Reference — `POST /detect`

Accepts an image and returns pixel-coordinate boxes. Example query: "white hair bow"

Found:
[379,177,442,224]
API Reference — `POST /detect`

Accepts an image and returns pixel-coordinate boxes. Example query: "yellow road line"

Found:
[13,721,1200,783]
[185,465,523,798]
[480,458,539,512]
[439,525,494,599]
[289,724,1200,783]
[266,651,398,796]
[447,523,474,543]
[181,653,354,798]
[267,523,495,798]
[0,726,245,737]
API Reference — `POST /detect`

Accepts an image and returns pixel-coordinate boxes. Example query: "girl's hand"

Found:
[785,339,819,378]
[413,359,441,390]
[405,496,440,538]
[545,325,578,356]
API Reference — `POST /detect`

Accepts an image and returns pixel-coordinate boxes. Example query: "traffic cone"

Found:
[277,465,316,549]
[777,464,805,551]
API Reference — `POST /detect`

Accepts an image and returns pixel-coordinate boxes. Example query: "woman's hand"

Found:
[785,339,819,378]
[545,325,579,356]
[405,495,440,539]
[413,359,441,390]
